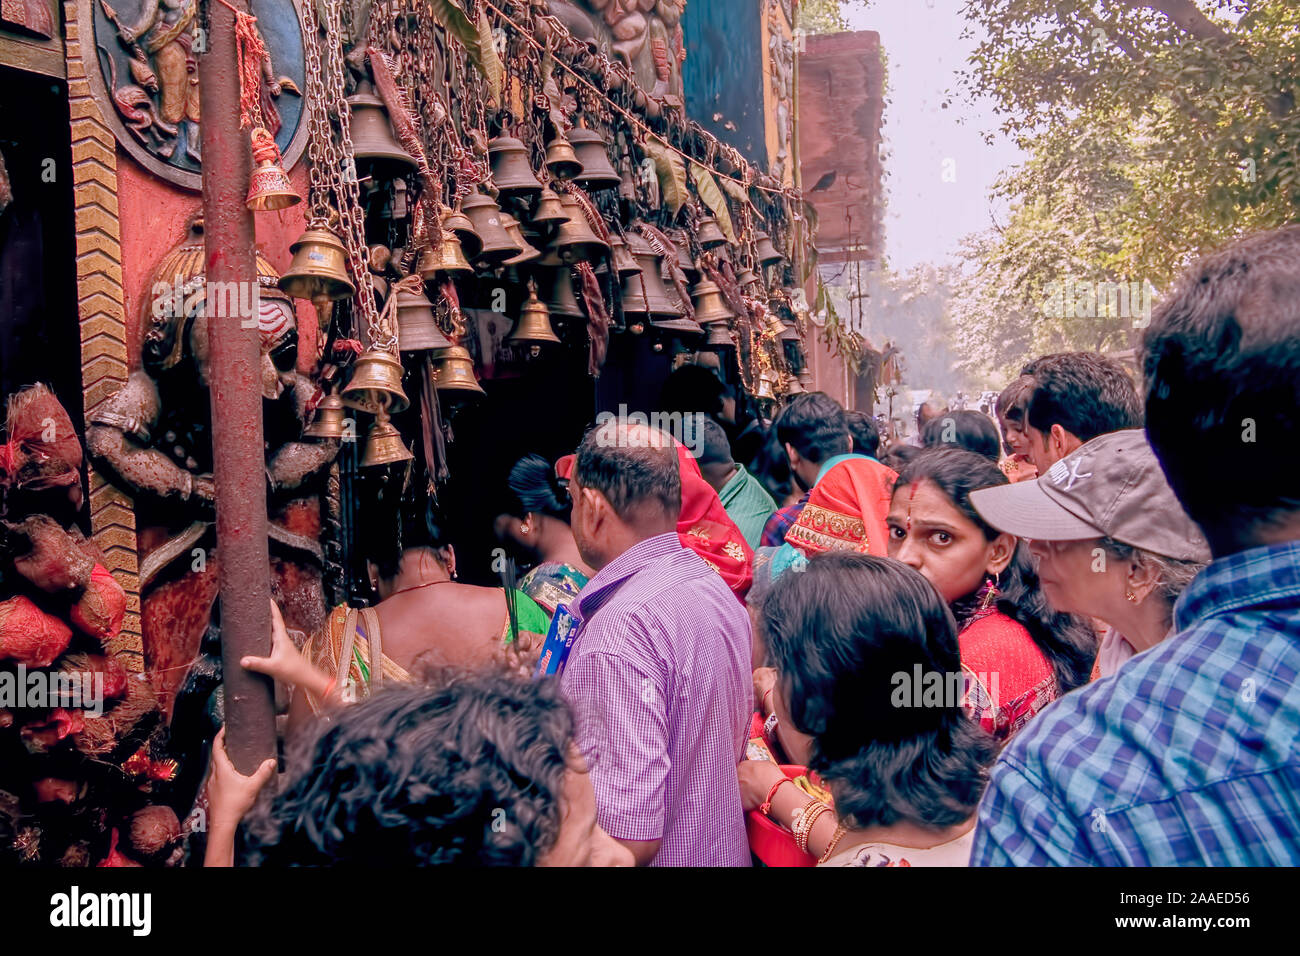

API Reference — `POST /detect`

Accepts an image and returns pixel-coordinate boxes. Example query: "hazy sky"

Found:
[843,0,1025,271]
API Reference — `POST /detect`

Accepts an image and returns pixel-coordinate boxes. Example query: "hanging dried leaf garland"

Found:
[690,162,737,243]
[644,135,688,215]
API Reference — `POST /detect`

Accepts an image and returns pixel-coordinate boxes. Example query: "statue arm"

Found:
[86,372,209,502]
[267,373,339,492]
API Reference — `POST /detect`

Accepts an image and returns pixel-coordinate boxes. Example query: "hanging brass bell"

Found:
[704,321,733,348]
[442,203,483,261]
[652,268,704,336]
[541,267,584,318]
[245,128,301,211]
[756,367,779,400]
[780,317,801,342]
[531,187,570,230]
[554,194,608,264]
[545,135,584,182]
[346,81,417,177]
[501,213,541,267]
[396,287,453,351]
[783,373,806,397]
[460,190,522,267]
[798,367,815,389]
[670,229,700,281]
[608,234,639,277]
[621,232,679,319]
[691,277,736,325]
[303,389,347,439]
[765,311,788,338]
[489,135,543,196]
[568,126,620,191]
[754,231,783,267]
[341,347,410,414]
[696,216,728,249]
[360,406,413,467]
[417,230,473,279]
[430,344,485,394]
[736,267,760,292]
[279,225,355,301]
[509,283,561,356]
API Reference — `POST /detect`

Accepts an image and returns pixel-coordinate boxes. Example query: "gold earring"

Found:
[520,521,531,534]
[1125,589,1139,603]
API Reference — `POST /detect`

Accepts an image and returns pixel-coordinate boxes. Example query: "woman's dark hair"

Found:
[761,553,997,830]
[894,448,1096,692]
[504,454,570,522]
[921,409,1001,462]
[238,674,574,866]
[879,443,921,474]
[362,496,453,582]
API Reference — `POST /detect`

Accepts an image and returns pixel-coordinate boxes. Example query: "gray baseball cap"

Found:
[970,429,1210,562]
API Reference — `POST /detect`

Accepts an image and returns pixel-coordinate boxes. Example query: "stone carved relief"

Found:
[546,0,687,107]
[76,0,308,190]
[768,0,792,181]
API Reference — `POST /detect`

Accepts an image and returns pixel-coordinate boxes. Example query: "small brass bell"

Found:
[396,287,453,351]
[780,318,801,342]
[696,216,728,249]
[531,187,570,230]
[346,81,417,177]
[756,367,779,401]
[489,135,543,196]
[245,128,301,211]
[608,234,639,277]
[651,310,705,337]
[442,203,483,261]
[568,126,620,191]
[798,367,815,389]
[303,389,347,439]
[279,225,355,301]
[754,231,783,267]
[691,278,736,325]
[509,282,561,356]
[541,268,584,319]
[783,373,806,397]
[360,406,413,467]
[460,190,522,267]
[670,230,700,281]
[765,311,787,338]
[621,232,679,319]
[342,347,410,414]
[430,344,485,394]
[545,135,584,182]
[417,230,473,279]
[501,213,541,267]
[704,321,733,348]
[736,267,760,292]
[554,194,608,264]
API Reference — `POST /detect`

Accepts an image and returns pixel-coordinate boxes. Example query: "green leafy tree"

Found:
[955,0,1300,379]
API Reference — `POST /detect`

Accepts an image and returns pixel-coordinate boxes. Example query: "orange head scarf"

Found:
[785,455,898,557]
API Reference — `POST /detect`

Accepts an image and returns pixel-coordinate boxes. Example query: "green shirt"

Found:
[718,463,777,550]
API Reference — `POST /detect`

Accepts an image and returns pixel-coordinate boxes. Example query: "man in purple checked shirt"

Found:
[560,420,752,866]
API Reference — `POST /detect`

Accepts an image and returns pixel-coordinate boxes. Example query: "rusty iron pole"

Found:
[198,0,277,773]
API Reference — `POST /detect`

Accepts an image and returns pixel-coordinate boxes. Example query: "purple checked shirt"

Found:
[561,532,752,866]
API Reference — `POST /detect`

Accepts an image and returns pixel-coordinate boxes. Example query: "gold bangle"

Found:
[793,799,831,855]
[819,823,849,864]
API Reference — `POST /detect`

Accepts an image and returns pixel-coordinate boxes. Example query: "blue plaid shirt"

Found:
[971,540,1300,866]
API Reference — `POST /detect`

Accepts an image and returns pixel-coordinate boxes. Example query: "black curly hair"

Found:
[503,454,571,522]
[894,447,1097,692]
[761,553,997,830]
[238,673,575,866]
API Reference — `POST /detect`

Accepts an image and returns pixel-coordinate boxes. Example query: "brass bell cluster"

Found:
[347,80,418,178]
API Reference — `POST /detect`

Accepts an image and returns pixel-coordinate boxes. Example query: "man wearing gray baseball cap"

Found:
[970,429,1209,678]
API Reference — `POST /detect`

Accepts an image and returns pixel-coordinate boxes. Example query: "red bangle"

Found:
[762,687,774,715]
[759,775,788,816]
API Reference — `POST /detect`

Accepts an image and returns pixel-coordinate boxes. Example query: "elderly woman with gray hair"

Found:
[970,429,1210,678]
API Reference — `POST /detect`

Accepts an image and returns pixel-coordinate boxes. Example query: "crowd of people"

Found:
[205,225,1300,867]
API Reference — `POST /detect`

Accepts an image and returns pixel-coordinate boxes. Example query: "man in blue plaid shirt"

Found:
[972,225,1300,866]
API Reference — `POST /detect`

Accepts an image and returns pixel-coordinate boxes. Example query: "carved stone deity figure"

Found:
[86,215,338,736]
[546,0,687,105]
[768,1,793,181]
